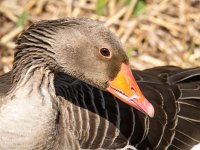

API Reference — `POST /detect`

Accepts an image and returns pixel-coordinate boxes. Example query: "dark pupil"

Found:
[100,48,110,57]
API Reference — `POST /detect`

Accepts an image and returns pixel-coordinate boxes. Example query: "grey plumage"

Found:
[0,18,199,150]
[0,17,128,150]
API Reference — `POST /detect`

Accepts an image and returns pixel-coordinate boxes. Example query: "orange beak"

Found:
[107,63,155,117]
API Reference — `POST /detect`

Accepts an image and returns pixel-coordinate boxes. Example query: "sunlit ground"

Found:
[1,0,200,74]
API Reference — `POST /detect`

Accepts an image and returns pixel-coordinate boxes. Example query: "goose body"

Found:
[0,69,59,149]
[0,18,199,150]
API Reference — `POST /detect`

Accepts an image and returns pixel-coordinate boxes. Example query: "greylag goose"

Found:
[0,18,199,150]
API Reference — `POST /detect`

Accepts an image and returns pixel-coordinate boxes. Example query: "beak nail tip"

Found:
[148,104,155,118]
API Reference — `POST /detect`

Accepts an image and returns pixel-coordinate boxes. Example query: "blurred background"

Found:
[0,0,200,75]
[0,0,200,149]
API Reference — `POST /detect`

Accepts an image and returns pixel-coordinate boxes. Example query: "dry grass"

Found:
[0,0,200,75]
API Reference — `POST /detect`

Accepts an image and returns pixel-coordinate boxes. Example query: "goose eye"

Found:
[99,48,111,58]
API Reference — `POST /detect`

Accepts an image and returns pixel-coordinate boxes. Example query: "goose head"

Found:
[16,18,154,117]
